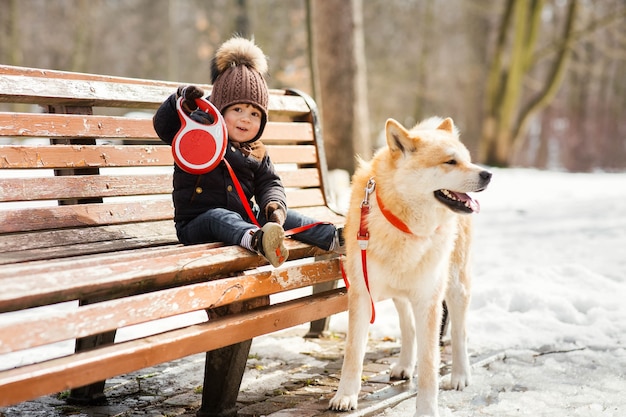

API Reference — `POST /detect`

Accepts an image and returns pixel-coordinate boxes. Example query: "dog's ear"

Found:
[437,117,455,134]
[386,118,415,154]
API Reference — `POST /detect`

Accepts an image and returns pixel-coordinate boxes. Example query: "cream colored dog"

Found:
[329,117,491,417]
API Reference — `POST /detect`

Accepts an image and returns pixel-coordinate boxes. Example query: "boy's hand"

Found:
[176,85,204,114]
[265,202,286,226]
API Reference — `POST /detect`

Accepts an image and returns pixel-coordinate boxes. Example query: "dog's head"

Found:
[385,117,491,214]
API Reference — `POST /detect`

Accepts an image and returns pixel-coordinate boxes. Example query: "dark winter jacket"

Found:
[153,93,286,224]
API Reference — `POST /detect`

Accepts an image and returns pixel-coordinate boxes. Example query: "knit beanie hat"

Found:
[209,37,269,143]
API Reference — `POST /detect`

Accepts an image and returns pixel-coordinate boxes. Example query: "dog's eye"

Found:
[445,159,457,165]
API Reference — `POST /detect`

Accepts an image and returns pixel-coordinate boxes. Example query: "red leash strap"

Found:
[284,222,331,237]
[224,159,261,228]
[224,159,330,236]
[356,178,377,324]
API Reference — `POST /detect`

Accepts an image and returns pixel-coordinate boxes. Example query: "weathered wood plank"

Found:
[0,113,314,143]
[0,144,317,168]
[0,113,158,139]
[0,66,310,115]
[0,174,173,202]
[0,188,324,233]
[0,221,178,264]
[0,145,172,169]
[0,239,328,312]
[0,259,342,353]
[286,188,326,208]
[0,200,174,233]
[0,289,348,407]
[0,168,319,203]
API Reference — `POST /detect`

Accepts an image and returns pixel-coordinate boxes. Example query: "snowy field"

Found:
[325,168,626,416]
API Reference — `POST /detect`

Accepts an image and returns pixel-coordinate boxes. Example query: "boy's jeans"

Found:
[176,207,337,251]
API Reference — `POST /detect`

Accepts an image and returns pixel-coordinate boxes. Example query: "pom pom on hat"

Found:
[210,37,269,142]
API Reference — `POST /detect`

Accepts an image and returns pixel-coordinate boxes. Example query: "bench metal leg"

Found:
[197,296,270,417]
[306,253,340,338]
[66,330,117,405]
[305,279,339,338]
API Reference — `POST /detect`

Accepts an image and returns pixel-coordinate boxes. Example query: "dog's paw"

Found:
[449,370,471,390]
[390,364,414,380]
[329,394,358,411]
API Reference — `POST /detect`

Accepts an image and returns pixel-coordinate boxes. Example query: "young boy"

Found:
[153,37,341,267]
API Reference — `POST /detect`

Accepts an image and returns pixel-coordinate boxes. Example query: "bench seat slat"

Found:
[0,259,341,353]
[0,240,328,313]
[0,221,179,264]
[0,288,347,407]
[0,200,174,233]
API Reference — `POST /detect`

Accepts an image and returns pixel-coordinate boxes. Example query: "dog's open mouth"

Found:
[435,190,480,214]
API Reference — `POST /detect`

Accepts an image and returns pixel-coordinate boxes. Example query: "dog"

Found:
[329,117,491,417]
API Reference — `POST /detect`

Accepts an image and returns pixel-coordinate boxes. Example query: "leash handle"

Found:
[172,97,228,175]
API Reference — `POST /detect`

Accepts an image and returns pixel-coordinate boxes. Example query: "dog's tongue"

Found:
[451,191,480,213]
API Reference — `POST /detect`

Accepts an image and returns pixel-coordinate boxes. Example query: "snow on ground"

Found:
[326,168,626,416]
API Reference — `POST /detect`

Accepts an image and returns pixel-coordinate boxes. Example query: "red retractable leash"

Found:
[172,97,228,175]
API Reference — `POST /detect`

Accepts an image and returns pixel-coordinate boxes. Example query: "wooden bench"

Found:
[0,65,346,416]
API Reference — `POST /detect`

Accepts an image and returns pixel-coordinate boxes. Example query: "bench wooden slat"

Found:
[0,66,312,116]
[0,74,172,109]
[0,144,317,168]
[0,113,314,143]
[0,221,179,265]
[0,168,319,202]
[0,258,341,353]
[0,113,158,139]
[0,188,324,233]
[0,145,171,169]
[0,174,172,202]
[0,199,174,233]
[0,240,327,313]
[0,288,347,407]
[286,188,326,207]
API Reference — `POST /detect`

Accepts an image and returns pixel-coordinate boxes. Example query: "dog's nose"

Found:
[480,170,492,183]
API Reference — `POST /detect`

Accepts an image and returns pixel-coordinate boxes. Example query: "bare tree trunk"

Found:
[8,0,22,66]
[511,0,579,159]
[311,0,370,173]
[70,0,90,73]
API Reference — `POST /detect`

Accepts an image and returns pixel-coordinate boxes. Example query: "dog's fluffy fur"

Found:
[329,117,491,417]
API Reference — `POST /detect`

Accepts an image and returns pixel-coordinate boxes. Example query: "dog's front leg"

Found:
[329,291,372,411]
[413,297,443,417]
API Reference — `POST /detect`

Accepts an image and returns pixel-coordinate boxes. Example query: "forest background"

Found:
[0,0,624,173]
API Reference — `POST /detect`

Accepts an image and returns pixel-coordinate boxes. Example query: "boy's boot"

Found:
[251,223,288,267]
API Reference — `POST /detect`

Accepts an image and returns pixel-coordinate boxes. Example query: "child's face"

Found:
[222,103,263,143]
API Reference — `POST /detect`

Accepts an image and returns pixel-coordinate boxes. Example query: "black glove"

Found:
[176,85,204,114]
[265,202,286,227]
[189,109,214,125]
